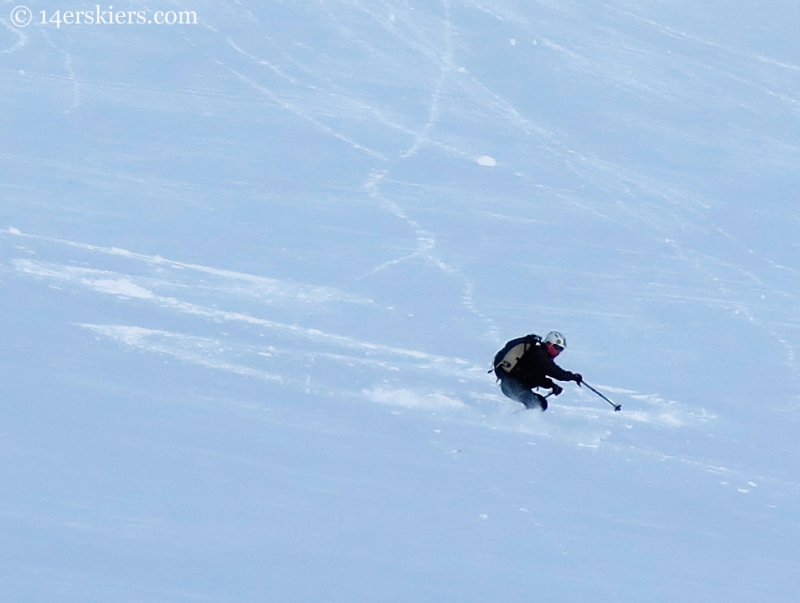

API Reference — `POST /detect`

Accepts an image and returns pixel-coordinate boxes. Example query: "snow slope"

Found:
[1,1,799,601]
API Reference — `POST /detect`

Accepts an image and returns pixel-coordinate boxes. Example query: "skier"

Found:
[491,331,583,411]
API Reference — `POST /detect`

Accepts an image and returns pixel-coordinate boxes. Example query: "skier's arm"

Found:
[545,360,582,384]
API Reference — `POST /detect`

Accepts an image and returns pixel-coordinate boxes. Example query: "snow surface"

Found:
[1,1,799,601]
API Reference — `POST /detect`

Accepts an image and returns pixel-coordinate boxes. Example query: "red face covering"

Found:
[545,343,563,358]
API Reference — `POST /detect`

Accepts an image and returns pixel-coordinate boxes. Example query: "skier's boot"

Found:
[523,393,548,411]
[534,393,548,411]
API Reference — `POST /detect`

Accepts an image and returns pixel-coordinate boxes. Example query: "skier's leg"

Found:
[499,377,526,403]
[500,378,547,410]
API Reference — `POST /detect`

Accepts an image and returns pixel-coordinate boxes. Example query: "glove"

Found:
[572,373,583,385]
[551,383,563,396]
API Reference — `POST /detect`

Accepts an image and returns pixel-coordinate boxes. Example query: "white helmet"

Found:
[543,331,567,349]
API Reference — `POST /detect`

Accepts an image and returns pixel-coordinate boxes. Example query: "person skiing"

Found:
[491,331,583,411]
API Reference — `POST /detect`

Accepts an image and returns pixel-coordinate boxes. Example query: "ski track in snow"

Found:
[1,17,27,55]
[6,229,371,305]
[4,228,484,381]
[399,0,455,160]
[80,324,286,384]
[3,227,712,443]
[41,30,81,112]
[600,1,800,74]
[346,0,502,344]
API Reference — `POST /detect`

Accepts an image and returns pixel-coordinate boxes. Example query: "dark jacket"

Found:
[495,335,579,390]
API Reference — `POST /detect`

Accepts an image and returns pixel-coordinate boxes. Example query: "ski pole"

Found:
[582,382,621,412]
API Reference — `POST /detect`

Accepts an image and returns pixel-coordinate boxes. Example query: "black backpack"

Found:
[491,334,541,378]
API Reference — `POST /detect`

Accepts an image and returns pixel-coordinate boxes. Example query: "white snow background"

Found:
[2,1,799,601]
